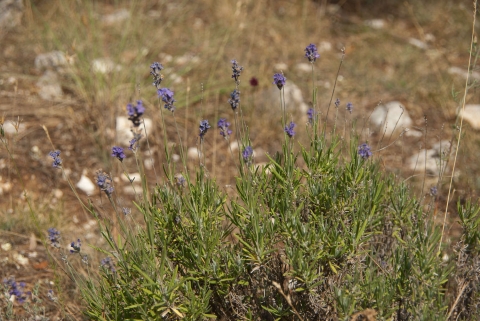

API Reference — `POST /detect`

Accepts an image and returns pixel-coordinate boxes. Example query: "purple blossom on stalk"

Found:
[128,133,142,151]
[101,257,116,273]
[3,278,27,304]
[305,43,320,63]
[127,100,145,127]
[95,170,114,196]
[231,59,243,83]
[307,108,315,124]
[70,239,81,253]
[273,73,286,90]
[217,118,232,138]
[285,121,296,138]
[346,102,353,114]
[111,146,126,161]
[228,89,240,110]
[199,120,211,139]
[49,150,62,168]
[358,143,372,159]
[335,98,340,108]
[157,88,176,112]
[430,186,438,196]
[150,62,164,89]
[48,228,61,248]
[242,146,253,163]
[122,207,131,216]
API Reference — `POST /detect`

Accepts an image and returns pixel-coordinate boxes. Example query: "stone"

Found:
[364,19,385,29]
[2,120,25,135]
[408,38,428,50]
[115,116,153,146]
[36,70,63,100]
[370,101,412,136]
[34,51,67,70]
[99,8,130,25]
[0,0,23,37]
[120,172,141,183]
[258,81,309,114]
[187,147,201,159]
[448,67,480,80]
[76,174,96,195]
[295,63,312,73]
[459,104,480,130]
[407,140,451,175]
[91,58,121,74]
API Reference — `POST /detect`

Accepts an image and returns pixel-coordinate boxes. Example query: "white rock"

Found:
[91,58,121,74]
[34,51,67,70]
[364,19,385,29]
[144,158,154,170]
[52,188,63,199]
[295,63,312,73]
[2,121,25,135]
[115,116,153,145]
[459,104,480,129]
[100,9,130,25]
[370,101,412,136]
[229,141,239,152]
[274,62,288,71]
[1,243,12,251]
[448,67,480,80]
[121,172,141,183]
[260,81,309,114]
[0,0,23,36]
[408,38,428,50]
[187,147,201,159]
[76,174,96,195]
[405,128,423,137]
[172,154,180,162]
[318,41,332,52]
[407,142,451,175]
[13,253,28,266]
[36,70,63,100]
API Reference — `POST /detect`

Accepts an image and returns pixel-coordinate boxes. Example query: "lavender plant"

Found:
[34,42,480,321]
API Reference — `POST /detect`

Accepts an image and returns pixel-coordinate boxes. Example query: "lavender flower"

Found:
[307,108,315,124]
[358,143,372,159]
[430,186,438,196]
[122,207,131,216]
[49,150,62,168]
[128,133,142,151]
[111,146,126,161]
[231,59,243,83]
[95,170,114,196]
[3,278,27,304]
[157,88,176,112]
[217,118,232,138]
[305,43,320,63]
[70,239,81,253]
[199,120,211,139]
[346,102,353,114]
[101,257,116,273]
[150,62,164,88]
[285,121,296,138]
[47,289,58,302]
[176,175,186,188]
[127,100,145,127]
[273,73,286,90]
[242,146,253,163]
[48,228,61,248]
[228,89,240,110]
[335,98,340,108]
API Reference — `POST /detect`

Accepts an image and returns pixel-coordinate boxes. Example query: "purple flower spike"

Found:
[111,146,126,161]
[70,239,81,253]
[305,43,320,63]
[285,121,296,138]
[49,150,62,168]
[228,89,240,110]
[217,118,232,138]
[95,170,114,196]
[358,143,372,159]
[199,120,211,139]
[307,108,315,124]
[335,98,340,108]
[157,88,176,112]
[231,59,243,83]
[273,73,286,90]
[242,146,253,163]
[346,102,353,114]
[150,62,164,88]
[48,228,61,248]
[127,100,145,127]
